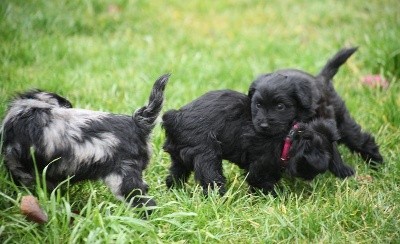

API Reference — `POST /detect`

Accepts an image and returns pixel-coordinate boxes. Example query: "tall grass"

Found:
[1,0,399,242]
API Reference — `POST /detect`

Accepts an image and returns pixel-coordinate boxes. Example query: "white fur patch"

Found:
[42,108,120,173]
[103,173,124,200]
[1,98,57,128]
[34,93,59,106]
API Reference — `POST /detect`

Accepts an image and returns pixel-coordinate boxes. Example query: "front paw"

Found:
[201,182,226,196]
[249,183,277,197]
[330,163,355,178]
[132,197,156,219]
[361,137,384,166]
[165,175,175,188]
[165,175,186,188]
[363,152,383,167]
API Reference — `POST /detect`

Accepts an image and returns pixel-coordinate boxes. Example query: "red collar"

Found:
[280,122,299,167]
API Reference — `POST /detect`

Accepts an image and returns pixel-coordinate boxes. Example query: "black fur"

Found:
[251,47,383,165]
[287,119,355,180]
[1,74,170,213]
[163,47,382,195]
[163,90,252,195]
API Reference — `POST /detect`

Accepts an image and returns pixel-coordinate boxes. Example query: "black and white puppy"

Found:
[1,74,170,211]
[163,47,381,195]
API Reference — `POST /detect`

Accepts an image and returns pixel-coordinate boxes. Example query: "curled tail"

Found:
[317,47,358,84]
[133,73,170,129]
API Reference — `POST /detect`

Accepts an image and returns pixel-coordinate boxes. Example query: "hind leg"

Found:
[104,163,155,212]
[193,134,226,196]
[193,152,226,196]
[165,151,192,188]
[329,142,355,178]
[338,113,383,165]
[4,155,35,187]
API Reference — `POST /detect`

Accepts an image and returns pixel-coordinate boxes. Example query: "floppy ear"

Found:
[248,74,271,99]
[294,81,313,109]
[304,152,330,172]
[248,85,256,100]
[293,80,316,121]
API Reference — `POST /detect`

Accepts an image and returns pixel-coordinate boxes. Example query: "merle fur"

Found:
[162,47,382,195]
[1,74,170,212]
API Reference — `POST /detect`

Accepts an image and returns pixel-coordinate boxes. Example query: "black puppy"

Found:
[284,119,348,181]
[163,90,251,195]
[1,74,170,211]
[250,47,383,165]
[163,47,381,195]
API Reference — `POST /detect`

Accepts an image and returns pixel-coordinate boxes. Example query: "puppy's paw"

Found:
[331,164,355,178]
[165,175,174,188]
[363,153,384,168]
[249,183,277,197]
[201,182,226,196]
[165,175,186,188]
[360,137,384,166]
[218,186,227,196]
[132,197,157,219]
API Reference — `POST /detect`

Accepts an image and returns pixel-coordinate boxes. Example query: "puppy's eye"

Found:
[276,103,286,110]
[256,103,261,109]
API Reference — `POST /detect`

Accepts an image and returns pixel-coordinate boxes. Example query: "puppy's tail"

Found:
[317,47,358,83]
[133,73,170,130]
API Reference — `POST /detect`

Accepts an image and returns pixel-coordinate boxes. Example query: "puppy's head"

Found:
[248,70,318,136]
[17,90,73,108]
[287,119,339,180]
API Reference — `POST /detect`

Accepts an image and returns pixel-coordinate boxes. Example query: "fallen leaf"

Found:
[20,195,48,224]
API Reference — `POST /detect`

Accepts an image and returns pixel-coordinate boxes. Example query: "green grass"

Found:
[1,0,399,243]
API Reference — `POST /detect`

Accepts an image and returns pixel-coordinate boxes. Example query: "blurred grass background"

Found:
[1,0,399,243]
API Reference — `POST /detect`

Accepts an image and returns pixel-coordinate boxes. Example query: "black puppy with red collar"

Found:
[162,47,382,195]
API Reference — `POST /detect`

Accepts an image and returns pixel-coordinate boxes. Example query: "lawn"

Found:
[1,0,399,243]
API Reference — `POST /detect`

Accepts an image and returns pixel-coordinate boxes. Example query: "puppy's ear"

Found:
[248,74,271,99]
[294,81,313,108]
[293,80,315,121]
[304,152,330,172]
[248,86,256,100]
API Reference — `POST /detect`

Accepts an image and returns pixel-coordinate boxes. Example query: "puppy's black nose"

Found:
[259,123,269,129]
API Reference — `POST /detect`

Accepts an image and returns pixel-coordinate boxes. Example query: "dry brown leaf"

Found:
[20,195,48,224]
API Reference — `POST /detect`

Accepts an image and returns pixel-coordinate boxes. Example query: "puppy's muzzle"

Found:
[259,122,269,129]
[255,122,272,134]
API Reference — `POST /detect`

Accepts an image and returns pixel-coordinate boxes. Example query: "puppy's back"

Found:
[162,90,250,135]
[162,90,251,164]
